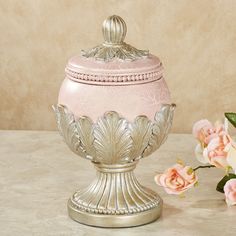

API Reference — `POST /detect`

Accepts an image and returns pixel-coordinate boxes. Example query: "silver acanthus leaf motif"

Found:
[52,105,94,161]
[93,111,133,164]
[142,104,176,157]
[52,104,176,164]
[129,116,152,161]
[81,43,149,62]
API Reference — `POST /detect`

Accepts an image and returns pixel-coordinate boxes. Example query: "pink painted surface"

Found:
[67,54,162,74]
[58,55,171,121]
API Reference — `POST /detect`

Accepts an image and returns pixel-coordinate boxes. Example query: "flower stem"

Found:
[193,165,215,171]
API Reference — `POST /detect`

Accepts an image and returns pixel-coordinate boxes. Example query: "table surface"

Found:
[0,131,235,236]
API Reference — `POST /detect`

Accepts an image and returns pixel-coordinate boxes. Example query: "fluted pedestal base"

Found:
[68,162,162,227]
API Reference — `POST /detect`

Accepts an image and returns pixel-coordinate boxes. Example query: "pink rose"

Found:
[154,164,198,195]
[203,132,232,169]
[192,119,224,147]
[224,178,236,206]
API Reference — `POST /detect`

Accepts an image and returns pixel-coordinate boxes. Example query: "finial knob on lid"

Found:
[82,15,149,61]
[102,15,127,45]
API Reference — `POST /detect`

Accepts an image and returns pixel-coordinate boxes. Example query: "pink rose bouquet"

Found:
[154,112,236,206]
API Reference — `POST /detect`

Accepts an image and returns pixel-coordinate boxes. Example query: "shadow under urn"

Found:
[53,15,175,227]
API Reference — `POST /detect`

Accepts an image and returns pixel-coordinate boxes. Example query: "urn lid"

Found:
[66,15,163,85]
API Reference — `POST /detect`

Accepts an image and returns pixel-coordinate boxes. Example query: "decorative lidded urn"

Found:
[53,15,175,227]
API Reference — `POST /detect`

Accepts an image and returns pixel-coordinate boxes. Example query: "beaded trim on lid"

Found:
[65,67,163,85]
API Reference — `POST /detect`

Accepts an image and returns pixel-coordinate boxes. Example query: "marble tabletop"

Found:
[0,131,235,236]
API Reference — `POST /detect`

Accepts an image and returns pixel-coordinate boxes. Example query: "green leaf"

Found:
[216,173,236,193]
[225,112,236,128]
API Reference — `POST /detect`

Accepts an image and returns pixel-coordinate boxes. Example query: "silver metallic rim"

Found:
[68,198,162,228]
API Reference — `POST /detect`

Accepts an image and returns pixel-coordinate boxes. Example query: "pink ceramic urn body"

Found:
[58,54,170,122]
[53,15,175,228]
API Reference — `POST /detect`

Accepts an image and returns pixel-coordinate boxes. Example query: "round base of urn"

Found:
[67,162,163,228]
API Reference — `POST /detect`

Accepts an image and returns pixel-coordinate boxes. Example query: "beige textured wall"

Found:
[0,0,236,133]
